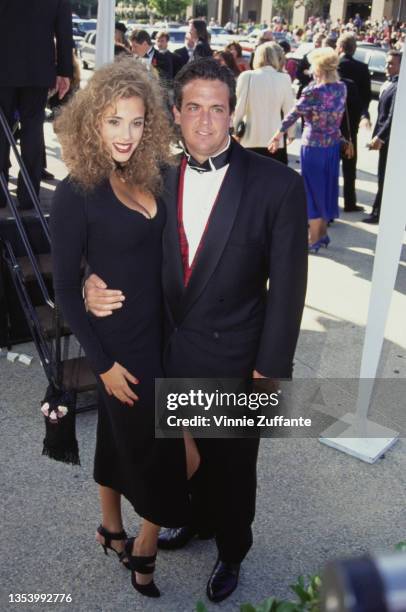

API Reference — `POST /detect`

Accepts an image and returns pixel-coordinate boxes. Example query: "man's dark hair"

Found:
[156,30,170,42]
[174,58,236,112]
[115,21,127,34]
[192,19,209,43]
[130,29,151,46]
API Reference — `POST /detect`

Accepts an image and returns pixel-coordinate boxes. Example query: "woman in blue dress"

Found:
[269,47,346,251]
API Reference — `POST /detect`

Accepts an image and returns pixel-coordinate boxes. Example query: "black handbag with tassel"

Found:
[41,304,80,466]
[41,383,80,465]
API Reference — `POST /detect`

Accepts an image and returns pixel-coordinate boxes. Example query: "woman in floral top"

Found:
[269,47,346,251]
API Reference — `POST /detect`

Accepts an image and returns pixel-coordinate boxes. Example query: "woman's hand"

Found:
[268,132,281,153]
[100,362,139,406]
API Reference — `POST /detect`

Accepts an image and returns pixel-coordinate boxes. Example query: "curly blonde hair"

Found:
[54,57,173,193]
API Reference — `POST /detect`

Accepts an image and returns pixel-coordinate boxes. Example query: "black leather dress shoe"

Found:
[157,526,214,550]
[41,169,55,181]
[344,205,364,212]
[362,215,379,224]
[206,558,240,602]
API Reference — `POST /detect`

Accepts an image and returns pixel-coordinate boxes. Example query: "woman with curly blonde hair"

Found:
[50,57,189,599]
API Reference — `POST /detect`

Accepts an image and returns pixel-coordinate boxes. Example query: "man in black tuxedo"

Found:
[85,59,307,602]
[156,31,184,77]
[337,33,372,212]
[130,30,173,83]
[363,50,401,224]
[0,0,73,209]
[173,32,195,72]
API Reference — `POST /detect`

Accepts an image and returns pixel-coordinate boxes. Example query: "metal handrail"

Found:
[1,240,54,384]
[0,172,54,308]
[0,106,50,242]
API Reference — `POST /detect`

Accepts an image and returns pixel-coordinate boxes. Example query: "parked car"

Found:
[354,43,387,96]
[238,30,295,54]
[208,26,234,47]
[80,31,97,70]
[151,27,188,52]
[72,19,97,38]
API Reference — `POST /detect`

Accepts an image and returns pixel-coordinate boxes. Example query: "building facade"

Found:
[206,0,406,25]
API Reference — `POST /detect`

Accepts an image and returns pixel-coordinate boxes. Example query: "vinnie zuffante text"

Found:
[165,389,312,429]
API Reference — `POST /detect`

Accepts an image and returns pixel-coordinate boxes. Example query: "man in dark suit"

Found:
[337,33,372,212]
[363,50,401,224]
[156,30,184,77]
[173,32,195,72]
[130,30,173,83]
[85,59,307,602]
[0,0,73,208]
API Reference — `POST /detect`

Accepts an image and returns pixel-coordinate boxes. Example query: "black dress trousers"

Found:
[0,86,48,207]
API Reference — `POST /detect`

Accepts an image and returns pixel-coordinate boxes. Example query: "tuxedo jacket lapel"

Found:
[178,142,248,321]
[162,164,184,321]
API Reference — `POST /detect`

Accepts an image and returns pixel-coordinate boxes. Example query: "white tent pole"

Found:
[95,0,115,69]
[320,46,406,462]
[357,49,406,400]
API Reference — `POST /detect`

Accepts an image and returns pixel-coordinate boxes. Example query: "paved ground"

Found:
[1,95,406,612]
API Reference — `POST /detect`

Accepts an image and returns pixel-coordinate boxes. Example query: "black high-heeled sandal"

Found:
[125,537,160,598]
[96,525,131,570]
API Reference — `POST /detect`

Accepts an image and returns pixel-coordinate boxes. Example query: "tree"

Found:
[149,0,191,19]
[272,0,295,21]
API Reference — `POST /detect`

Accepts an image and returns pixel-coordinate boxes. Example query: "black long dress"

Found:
[50,176,189,527]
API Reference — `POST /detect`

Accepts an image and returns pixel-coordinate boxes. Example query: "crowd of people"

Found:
[104,15,402,239]
[219,13,406,51]
[0,0,403,605]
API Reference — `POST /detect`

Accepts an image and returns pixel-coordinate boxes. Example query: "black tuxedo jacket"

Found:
[338,54,371,121]
[340,77,363,138]
[173,47,190,71]
[161,142,308,380]
[0,0,73,88]
[373,78,398,144]
[150,48,173,81]
[296,53,312,96]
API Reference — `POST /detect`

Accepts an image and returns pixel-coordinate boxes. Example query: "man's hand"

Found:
[368,136,383,150]
[253,370,280,393]
[85,273,125,317]
[100,362,139,406]
[55,76,70,100]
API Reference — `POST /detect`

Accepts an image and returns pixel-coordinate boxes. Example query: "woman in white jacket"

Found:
[233,42,296,164]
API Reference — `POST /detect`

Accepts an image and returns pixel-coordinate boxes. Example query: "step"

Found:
[16,253,85,282]
[62,356,97,393]
[35,304,71,338]
[17,253,52,282]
